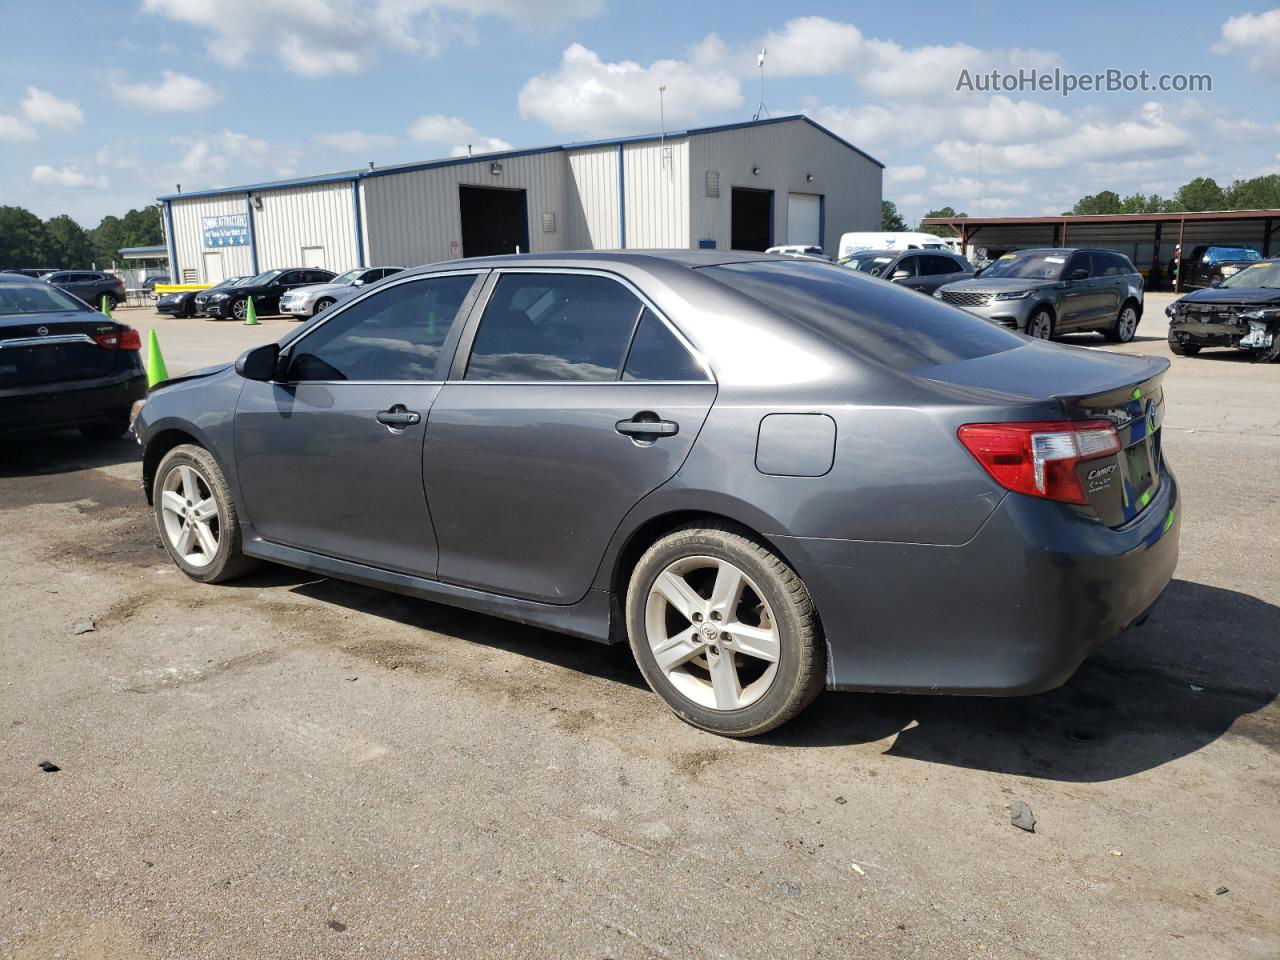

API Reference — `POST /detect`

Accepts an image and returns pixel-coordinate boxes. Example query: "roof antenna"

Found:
[368,161,375,171]
[467,144,473,157]
[753,48,769,121]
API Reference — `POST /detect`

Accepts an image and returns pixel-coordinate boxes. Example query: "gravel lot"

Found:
[2,295,1277,959]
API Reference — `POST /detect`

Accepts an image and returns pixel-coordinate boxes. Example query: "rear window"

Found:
[0,283,92,316]
[702,260,1023,371]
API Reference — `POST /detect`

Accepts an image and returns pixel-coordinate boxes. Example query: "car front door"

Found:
[423,270,717,604]
[234,270,485,575]
[1056,252,1099,329]
[887,254,928,292]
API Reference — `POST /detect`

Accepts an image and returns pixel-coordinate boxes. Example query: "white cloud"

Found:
[1215,9,1280,81]
[809,95,1069,153]
[31,165,108,189]
[0,114,37,142]
[109,70,221,111]
[518,41,742,136]
[408,114,513,156]
[21,87,83,131]
[760,17,862,76]
[163,130,294,190]
[142,0,601,77]
[313,130,398,154]
[884,164,926,184]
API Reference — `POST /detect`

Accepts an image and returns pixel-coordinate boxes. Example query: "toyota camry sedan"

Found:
[132,251,1179,737]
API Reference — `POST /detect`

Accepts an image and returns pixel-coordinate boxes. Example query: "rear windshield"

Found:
[0,283,92,316]
[703,260,1024,371]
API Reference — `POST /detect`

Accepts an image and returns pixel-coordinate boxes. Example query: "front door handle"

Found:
[616,412,679,439]
[376,404,421,426]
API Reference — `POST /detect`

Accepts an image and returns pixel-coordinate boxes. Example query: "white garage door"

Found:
[202,252,224,285]
[787,193,822,247]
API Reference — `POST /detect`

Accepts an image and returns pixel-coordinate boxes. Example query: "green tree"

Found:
[1071,191,1123,215]
[1174,176,1226,212]
[44,214,94,269]
[88,207,162,268]
[881,200,907,232]
[921,206,967,237]
[1225,174,1280,210]
[0,206,52,267]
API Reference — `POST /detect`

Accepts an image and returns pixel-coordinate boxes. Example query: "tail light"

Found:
[957,420,1120,504]
[94,326,142,351]
[114,278,125,288]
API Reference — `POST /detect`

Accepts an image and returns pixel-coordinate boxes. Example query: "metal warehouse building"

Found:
[158,116,882,284]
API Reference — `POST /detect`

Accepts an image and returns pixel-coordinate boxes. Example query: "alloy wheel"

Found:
[645,556,780,711]
[159,464,220,568]
[1029,312,1053,340]
[1118,306,1138,341]
[232,299,247,321]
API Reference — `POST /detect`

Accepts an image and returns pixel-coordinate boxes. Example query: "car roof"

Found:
[0,272,41,283]
[843,249,900,257]
[407,249,789,274]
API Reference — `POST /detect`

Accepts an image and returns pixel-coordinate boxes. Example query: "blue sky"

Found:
[3,0,1278,228]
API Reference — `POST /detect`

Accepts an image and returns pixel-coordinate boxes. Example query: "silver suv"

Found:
[934,248,1144,342]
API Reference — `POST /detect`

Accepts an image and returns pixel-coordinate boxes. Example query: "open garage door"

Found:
[731,188,773,251]
[787,193,822,248]
[460,185,529,258]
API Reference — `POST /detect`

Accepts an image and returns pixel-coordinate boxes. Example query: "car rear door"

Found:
[422,269,717,604]
[234,271,485,576]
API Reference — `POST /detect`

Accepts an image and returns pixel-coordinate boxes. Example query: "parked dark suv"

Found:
[40,271,126,309]
[202,268,335,321]
[840,249,973,295]
[935,248,1144,342]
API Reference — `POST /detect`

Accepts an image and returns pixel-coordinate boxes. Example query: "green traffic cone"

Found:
[243,296,259,326]
[146,329,169,387]
[100,294,112,318]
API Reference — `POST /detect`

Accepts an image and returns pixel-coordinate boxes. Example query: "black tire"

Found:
[1259,332,1280,364]
[80,419,129,441]
[313,297,335,316]
[152,444,258,584]
[1168,331,1200,356]
[1104,300,1140,343]
[626,522,825,738]
[230,298,248,322]
[1026,307,1055,341]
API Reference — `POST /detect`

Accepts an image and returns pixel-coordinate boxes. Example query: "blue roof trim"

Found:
[155,116,881,203]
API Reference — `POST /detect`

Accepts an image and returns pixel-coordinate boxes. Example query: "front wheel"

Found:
[1026,308,1054,340]
[153,444,258,583]
[230,298,248,322]
[626,523,826,737]
[313,297,335,316]
[1168,331,1201,356]
[1105,302,1140,343]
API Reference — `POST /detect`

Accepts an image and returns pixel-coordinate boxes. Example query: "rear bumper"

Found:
[784,467,1180,695]
[0,369,147,433]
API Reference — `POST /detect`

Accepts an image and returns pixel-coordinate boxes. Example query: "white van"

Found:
[837,232,954,260]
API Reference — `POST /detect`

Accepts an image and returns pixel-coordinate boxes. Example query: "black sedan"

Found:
[202,267,335,320]
[158,277,250,318]
[839,249,973,295]
[0,274,146,440]
[1167,258,1280,361]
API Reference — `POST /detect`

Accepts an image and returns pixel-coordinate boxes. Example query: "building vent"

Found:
[181,268,198,283]
[705,171,720,198]
[542,212,556,233]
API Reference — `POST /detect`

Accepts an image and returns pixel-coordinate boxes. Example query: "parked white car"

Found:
[765,244,829,260]
[838,232,954,259]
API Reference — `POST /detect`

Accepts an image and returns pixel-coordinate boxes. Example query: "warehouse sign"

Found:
[202,214,250,248]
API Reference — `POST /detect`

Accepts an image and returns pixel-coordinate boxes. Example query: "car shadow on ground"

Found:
[0,431,139,479]
[255,569,1275,782]
[764,579,1278,781]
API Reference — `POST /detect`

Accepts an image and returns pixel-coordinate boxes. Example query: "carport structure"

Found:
[921,209,1280,291]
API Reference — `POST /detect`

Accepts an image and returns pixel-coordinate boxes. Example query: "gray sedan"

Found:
[132,251,1179,737]
[935,248,1144,342]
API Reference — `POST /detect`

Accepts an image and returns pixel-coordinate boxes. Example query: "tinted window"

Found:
[703,260,1023,372]
[921,255,960,276]
[288,273,476,382]
[1064,252,1093,279]
[466,273,643,382]
[0,283,91,316]
[309,271,334,283]
[622,309,705,381]
[891,256,919,277]
[1097,253,1130,277]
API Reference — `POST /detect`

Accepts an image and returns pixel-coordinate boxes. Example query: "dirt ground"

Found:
[1,296,1277,959]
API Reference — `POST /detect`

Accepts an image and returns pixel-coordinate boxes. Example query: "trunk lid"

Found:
[922,340,1168,527]
[0,311,125,387]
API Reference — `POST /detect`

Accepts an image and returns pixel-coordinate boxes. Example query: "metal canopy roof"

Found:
[922,209,1280,228]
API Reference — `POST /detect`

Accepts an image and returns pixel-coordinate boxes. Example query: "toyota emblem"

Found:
[36,325,49,336]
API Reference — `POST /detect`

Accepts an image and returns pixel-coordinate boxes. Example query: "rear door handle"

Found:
[616,413,679,438]
[376,405,421,426]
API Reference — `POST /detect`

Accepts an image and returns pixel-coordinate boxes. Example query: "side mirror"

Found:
[1209,275,1223,287]
[890,269,910,281]
[1067,268,1089,281]
[352,279,365,287]
[235,343,280,382]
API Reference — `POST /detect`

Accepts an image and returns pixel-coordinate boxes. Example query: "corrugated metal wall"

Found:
[688,119,882,255]
[565,146,619,249]
[169,195,254,283]
[622,139,689,248]
[253,181,358,273]
[363,151,567,267]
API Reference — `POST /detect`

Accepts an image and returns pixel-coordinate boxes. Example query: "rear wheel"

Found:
[153,444,257,583]
[1027,308,1054,340]
[626,522,825,737]
[1105,302,1140,343]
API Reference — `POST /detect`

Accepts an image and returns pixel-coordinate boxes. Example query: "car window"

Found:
[622,309,706,381]
[465,273,644,382]
[921,255,959,276]
[0,283,92,315]
[1065,252,1093,279]
[703,260,1024,372]
[892,256,919,277]
[287,273,478,382]
[309,271,333,283]
[1096,253,1128,277]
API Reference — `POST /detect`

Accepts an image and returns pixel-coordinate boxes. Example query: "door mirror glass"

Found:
[236,343,280,382]
[1067,268,1089,282]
